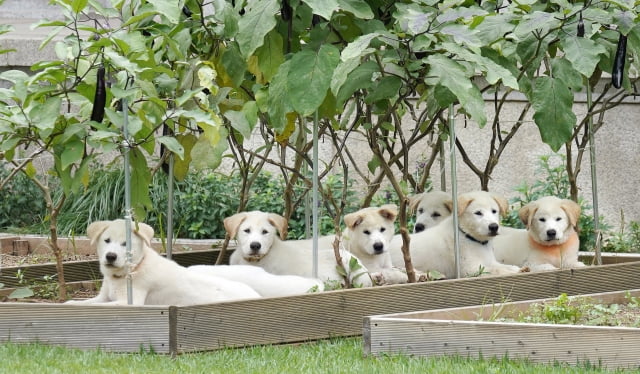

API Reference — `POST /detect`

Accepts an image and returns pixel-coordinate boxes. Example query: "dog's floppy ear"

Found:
[518,202,537,229]
[267,213,288,240]
[407,193,423,214]
[456,195,473,217]
[87,220,111,247]
[134,222,154,247]
[224,212,247,239]
[378,204,398,222]
[492,195,509,216]
[343,211,362,229]
[561,199,581,231]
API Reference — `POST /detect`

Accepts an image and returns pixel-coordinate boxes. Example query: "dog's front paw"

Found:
[370,272,386,286]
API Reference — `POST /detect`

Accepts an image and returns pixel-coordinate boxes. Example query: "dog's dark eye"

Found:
[262,229,268,235]
[243,228,251,234]
[380,227,386,233]
[121,241,126,246]
[431,212,441,218]
[104,238,111,243]
[364,230,371,235]
[474,211,483,216]
[418,208,424,214]
[492,209,497,214]
[539,218,546,222]
[556,217,562,222]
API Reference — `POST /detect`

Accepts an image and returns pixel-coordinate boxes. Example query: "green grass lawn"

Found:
[0,337,627,374]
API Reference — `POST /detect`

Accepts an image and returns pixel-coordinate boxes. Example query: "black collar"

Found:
[459,228,488,245]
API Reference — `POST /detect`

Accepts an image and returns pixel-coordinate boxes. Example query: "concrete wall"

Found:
[0,4,638,231]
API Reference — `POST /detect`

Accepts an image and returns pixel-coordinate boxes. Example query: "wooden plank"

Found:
[0,303,171,353]
[0,249,229,288]
[174,261,640,353]
[365,289,640,370]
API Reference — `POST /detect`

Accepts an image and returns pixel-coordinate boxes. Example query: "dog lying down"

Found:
[66,219,260,306]
[189,265,324,297]
[409,190,452,233]
[226,211,373,288]
[493,196,585,271]
[391,191,523,278]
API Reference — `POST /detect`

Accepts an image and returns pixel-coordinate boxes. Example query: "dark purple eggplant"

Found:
[281,0,292,21]
[577,12,584,37]
[90,65,106,123]
[612,34,627,89]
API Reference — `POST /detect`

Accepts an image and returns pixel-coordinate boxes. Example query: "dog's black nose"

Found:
[547,229,556,238]
[249,242,261,252]
[105,252,117,263]
[373,242,384,253]
[414,223,425,233]
[488,223,499,234]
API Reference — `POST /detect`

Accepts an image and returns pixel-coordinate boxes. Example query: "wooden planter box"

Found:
[1,262,640,354]
[365,289,640,370]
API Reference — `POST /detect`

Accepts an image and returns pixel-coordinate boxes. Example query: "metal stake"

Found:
[587,83,602,265]
[449,105,460,279]
[122,98,134,305]
[312,111,319,278]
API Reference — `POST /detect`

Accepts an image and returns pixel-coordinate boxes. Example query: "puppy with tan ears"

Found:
[391,191,522,278]
[340,205,411,285]
[493,196,585,271]
[409,190,452,233]
[66,219,260,306]
[227,211,373,288]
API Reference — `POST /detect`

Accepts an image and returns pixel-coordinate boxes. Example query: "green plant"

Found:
[602,215,640,253]
[0,167,46,231]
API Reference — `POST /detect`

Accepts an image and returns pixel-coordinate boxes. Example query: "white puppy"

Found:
[188,264,324,297]
[493,196,585,271]
[227,211,373,288]
[66,219,260,306]
[391,191,522,278]
[340,205,410,285]
[409,190,452,232]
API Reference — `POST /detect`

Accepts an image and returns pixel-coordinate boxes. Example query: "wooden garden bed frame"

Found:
[1,262,640,355]
[365,289,640,370]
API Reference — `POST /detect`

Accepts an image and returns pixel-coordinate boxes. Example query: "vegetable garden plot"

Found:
[365,289,640,370]
[2,262,640,354]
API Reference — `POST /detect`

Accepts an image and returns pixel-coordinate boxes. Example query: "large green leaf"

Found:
[442,42,518,90]
[191,126,228,170]
[236,0,279,59]
[60,139,84,170]
[302,0,339,20]
[30,96,61,133]
[550,58,583,91]
[364,76,402,104]
[173,133,197,181]
[513,11,559,39]
[531,77,576,152]
[560,36,607,78]
[129,147,153,220]
[255,30,284,83]
[335,60,378,106]
[224,110,252,140]
[288,44,340,116]
[426,54,486,127]
[147,0,184,24]
[340,33,381,61]
[157,136,185,160]
[221,43,247,87]
[337,0,373,19]
[267,61,292,133]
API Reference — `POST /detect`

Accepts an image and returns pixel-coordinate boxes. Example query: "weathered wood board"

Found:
[365,289,640,370]
[1,262,640,355]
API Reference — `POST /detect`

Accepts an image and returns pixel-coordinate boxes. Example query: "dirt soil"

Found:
[1,253,97,267]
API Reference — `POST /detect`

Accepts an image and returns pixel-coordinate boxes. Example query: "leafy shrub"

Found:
[602,218,640,253]
[0,167,46,231]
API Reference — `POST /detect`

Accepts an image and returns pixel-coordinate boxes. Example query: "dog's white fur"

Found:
[391,191,521,278]
[227,211,373,288]
[189,264,324,297]
[66,219,260,306]
[409,190,452,233]
[493,196,585,271]
[339,205,411,285]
